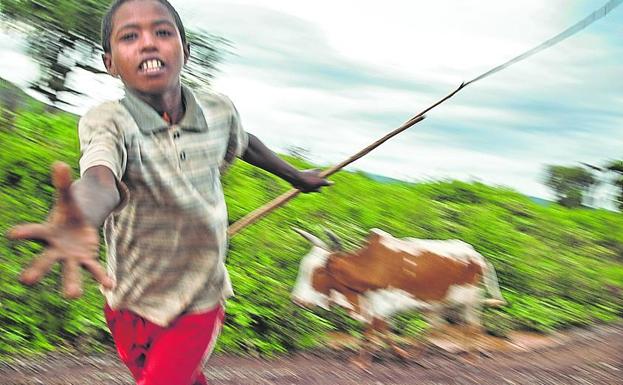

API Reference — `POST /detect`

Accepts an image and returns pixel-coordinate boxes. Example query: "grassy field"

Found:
[1,78,621,357]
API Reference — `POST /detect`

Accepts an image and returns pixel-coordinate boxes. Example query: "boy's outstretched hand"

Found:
[7,162,114,299]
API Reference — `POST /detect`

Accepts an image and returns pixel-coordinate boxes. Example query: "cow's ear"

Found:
[293,228,329,250]
[323,228,342,252]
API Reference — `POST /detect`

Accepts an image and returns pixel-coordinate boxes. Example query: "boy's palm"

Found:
[8,162,113,298]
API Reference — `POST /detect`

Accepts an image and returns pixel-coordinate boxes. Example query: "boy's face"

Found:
[103,0,189,96]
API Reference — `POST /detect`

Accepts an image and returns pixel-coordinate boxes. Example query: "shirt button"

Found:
[173,131,180,139]
[180,151,186,161]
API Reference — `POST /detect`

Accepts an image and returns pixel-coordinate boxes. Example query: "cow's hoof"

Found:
[457,351,480,366]
[349,357,373,374]
[412,358,432,369]
[392,346,411,360]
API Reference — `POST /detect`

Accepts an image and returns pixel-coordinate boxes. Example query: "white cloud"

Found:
[0,30,38,87]
[1,1,621,206]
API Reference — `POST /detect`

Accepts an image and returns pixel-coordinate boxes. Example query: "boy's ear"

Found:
[102,53,118,77]
[183,43,190,65]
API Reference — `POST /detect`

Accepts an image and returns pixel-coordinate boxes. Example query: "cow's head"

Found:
[290,228,342,310]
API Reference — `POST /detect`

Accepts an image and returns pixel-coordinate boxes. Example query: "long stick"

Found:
[228,84,467,237]
[228,0,622,237]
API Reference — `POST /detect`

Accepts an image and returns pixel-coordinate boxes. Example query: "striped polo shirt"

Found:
[78,86,248,326]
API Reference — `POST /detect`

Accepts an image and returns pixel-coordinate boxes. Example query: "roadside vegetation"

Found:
[1,79,621,358]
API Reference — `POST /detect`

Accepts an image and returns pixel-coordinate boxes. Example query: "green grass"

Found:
[1,79,621,358]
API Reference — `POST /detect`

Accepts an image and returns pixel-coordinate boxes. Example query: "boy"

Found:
[7,0,329,384]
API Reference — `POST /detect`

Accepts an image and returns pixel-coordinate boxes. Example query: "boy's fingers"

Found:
[51,162,86,224]
[52,162,73,196]
[62,260,83,299]
[82,259,114,289]
[20,250,58,285]
[7,224,50,241]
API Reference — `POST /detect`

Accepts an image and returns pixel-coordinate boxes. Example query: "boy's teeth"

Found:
[141,59,163,71]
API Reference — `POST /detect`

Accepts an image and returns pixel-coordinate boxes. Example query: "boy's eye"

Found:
[121,32,137,41]
[156,29,173,37]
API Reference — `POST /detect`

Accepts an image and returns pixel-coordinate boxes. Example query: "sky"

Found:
[0,1,621,205]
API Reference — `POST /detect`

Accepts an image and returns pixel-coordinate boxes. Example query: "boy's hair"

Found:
[101,0,188,53]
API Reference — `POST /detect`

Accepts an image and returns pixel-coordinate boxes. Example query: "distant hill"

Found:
[528,196,553,206]
[361,171,406,184]
[365,170,556,207]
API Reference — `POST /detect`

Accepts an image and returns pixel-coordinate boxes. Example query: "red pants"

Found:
[104,303,224,385]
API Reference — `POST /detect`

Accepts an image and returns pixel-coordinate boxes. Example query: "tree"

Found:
[605,160,623,211]
[544,165,597,208]
[581,160,623,211]
[286,146,311,161]
[0,0,229,105]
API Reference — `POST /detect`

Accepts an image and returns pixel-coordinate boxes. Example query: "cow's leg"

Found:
[333,284,364,320]
[350,321,375,371]
[423,306,448,339]
[415,306,446,349]
[371,317,410,360]
[351,313,408,367]
[458,288,484,363]
[396,306,444,367]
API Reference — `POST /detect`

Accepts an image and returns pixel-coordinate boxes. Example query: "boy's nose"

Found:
[139,33,158,52]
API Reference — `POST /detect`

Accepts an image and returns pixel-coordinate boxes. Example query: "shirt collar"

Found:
[120,85,208,134]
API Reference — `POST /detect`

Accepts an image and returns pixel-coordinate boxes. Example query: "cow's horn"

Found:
[323,228,342,251]
[292,228,329,250]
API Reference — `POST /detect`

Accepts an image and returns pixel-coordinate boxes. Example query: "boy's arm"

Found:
[72,165,122,227]
[7,162,119,298]
[241,134,331,192]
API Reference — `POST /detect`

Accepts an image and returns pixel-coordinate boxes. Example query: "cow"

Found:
[290,227,506,368]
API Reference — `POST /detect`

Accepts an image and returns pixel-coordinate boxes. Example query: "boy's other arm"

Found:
[7,162,119,298]
[241,134,331,193]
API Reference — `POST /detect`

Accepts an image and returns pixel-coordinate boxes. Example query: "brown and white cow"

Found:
[291,228,506,367]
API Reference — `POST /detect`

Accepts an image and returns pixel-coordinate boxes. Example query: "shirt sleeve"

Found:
[220,95,249,171]
[78,103,127,179]
[78,102,129,210]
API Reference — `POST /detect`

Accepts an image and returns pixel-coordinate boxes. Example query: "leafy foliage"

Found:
[0,1,230,104]
[1,0,109,41]
[544,165,597,208]
[1,79,622,358]
[605,160,623,210]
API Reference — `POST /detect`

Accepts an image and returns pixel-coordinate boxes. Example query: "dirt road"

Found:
[1,323,621,385]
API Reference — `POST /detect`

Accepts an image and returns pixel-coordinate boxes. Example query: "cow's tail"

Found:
[482,260,506,307]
